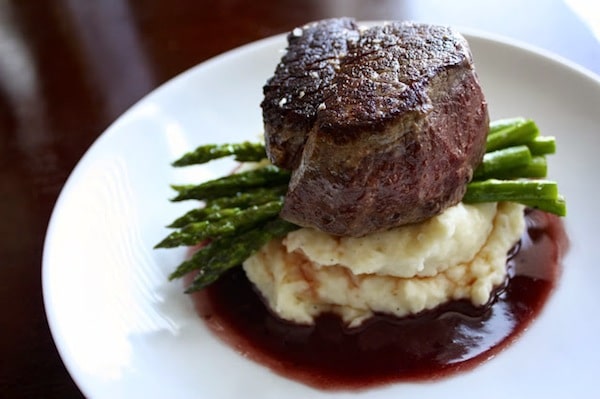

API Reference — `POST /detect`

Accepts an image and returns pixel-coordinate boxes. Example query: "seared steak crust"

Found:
[262,19,489,236]
[262,18,360,170]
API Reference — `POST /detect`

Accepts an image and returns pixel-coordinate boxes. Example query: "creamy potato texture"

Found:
[243,202,525,327]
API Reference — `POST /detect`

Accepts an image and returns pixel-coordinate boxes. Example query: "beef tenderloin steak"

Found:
[261,18,489,236]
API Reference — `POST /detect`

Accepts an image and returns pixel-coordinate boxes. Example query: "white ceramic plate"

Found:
[43,27,600,399]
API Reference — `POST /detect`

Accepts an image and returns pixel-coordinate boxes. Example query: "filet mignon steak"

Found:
[262,18,489,236]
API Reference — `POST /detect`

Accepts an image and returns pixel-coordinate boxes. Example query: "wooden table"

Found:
[1,1,598,397]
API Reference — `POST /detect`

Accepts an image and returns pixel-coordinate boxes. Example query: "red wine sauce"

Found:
[189,209,568,390]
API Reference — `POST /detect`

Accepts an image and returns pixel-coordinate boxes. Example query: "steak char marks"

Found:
[262,18,489,237]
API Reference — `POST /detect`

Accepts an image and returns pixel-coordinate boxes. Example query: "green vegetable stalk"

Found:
[182,218,300,292]
[170,165,290,201]
[155,200,284,248]
[172,142,267,166]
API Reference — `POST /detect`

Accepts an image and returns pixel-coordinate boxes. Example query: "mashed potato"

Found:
[243,201,525,327]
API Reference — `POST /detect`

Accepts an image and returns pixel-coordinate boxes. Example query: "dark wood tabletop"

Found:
[1,1,598,397]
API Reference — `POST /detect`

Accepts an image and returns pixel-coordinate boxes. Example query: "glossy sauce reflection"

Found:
[190,209,568,390]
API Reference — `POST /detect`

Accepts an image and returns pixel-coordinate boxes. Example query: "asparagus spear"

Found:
[486,119,539,152]
[463,179,558,202]
[492,156,547,179]
[172,142,267,166]
[168,206,243,229]
[474,145,532,180]
[488,117,527,135]
[171,165,290,201]
[520,195,567,217]
[205,185,287,209]
[155,200,283,248]
[168,186,287,228]
[183,218,300,292]
[168,239,222,281]
[527,136,556,156]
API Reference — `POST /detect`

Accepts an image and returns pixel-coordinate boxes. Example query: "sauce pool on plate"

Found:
[189,209,568,390]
